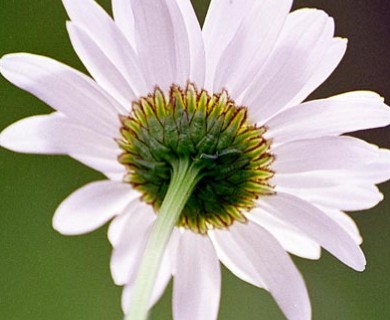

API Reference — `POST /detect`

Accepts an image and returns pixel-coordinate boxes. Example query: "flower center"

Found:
[118,84,274,234]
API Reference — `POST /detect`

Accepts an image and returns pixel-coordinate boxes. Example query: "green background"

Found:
[1,0,389,319]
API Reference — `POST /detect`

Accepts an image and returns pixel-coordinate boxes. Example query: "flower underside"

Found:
[118,84,274,234]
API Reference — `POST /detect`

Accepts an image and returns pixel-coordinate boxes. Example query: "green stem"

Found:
[124,158,201,320]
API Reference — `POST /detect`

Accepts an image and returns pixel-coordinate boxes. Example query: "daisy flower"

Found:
[1,0,390,319]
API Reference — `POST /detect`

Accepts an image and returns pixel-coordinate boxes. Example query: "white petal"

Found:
[109,201,155,285]
[266,91,390,144]
[70,154,126,181]
[272,136,378,173]
[53,180,137,235]
[214,0,292,97]
[131,0,191,91]
[272,150,390,187]
[175,0,206,86]
[210,222,311,320]
[202,0,256,90]
[120,230,179,313]
[0,53,121,136]
[121,254,172,313]
[208,231,264,290]
[272,171,346,189]
[0,113,119,156]
[320,208,362,245]
[284,37,347,108]
[240,9,335,123]
[112,0,136,47]
[67,22,136,108]
[173,232,221,320]
[62,0,148,96]
[278,184,383,212]
[0,112,125,178]
[249,209,321,260]
[361,148,390,184]
[260,192,366,271]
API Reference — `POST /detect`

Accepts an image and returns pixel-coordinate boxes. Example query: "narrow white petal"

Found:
[319,208,362,245]
[121,252,172,313]
[112,0,136,47]
[110,201,155,285]
[241,9,335,123]
[260,193,366,271]
[53,181,137,235]
[0,113,119,156]
[0,112,125,178]
[284,37,347,108]
[70,154,126,181]
[0,53,121,136]
[62,0,148,96]
[202,0,256,90]
[67,22,136,108]
[0,112,126,181]
[249,209,321,260]
[361,148,390,183]
[210,222,311,320]
[272,172,345,189]
[266,91,390,144]
[214,0,292,97]
[208,230,265,290]
[120,230,179,313]
[175,0,206,86]
[173,232,221,320]
[272,136,378,173]
[278,184,383,212]
[131,0,191,91]
[108,203,138,248]
[272,149,390,187]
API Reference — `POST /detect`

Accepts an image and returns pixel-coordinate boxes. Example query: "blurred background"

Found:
[1,0,389,319]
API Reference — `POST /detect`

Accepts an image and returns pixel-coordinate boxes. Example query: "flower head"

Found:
[1,0,390,319]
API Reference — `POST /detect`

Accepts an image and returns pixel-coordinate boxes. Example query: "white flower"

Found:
[1,0,390,319]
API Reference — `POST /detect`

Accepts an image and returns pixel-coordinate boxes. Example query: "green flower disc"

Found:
[118,84,274,234]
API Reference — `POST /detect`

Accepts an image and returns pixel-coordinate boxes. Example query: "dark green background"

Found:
[1,1,389,319]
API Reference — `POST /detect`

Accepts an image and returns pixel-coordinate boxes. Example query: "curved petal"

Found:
[249,209,321,260]
[70,154,126,181]
[319,208,362,245]
[240,9,335,123]
[272,136,379,173]
[214,0,292,97]
[62,0,148,96]
[210,222,311,320]
[67,22,136,108]
[283,38,347,109]
[202,0,257,90]
[121,252,172,313]
[208,231,265,290]
[175,0,205,86]
[120,230,179,313]
[272,148,390,187]
[53,180,137,235]
[0,113,119,157]
[112,0,136,47]
[109,201,155,285]
[259,192,366,271]
[0,53,121,136]
[277,184,383,212]
[130,0,191,91]
[360,148,390,184]
[266,91,390,144]
[173,232,221,320]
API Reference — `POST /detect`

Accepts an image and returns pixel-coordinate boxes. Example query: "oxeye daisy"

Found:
[1,0,390,320]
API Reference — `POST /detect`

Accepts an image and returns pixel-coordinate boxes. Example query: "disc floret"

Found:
[118,84,274,234]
